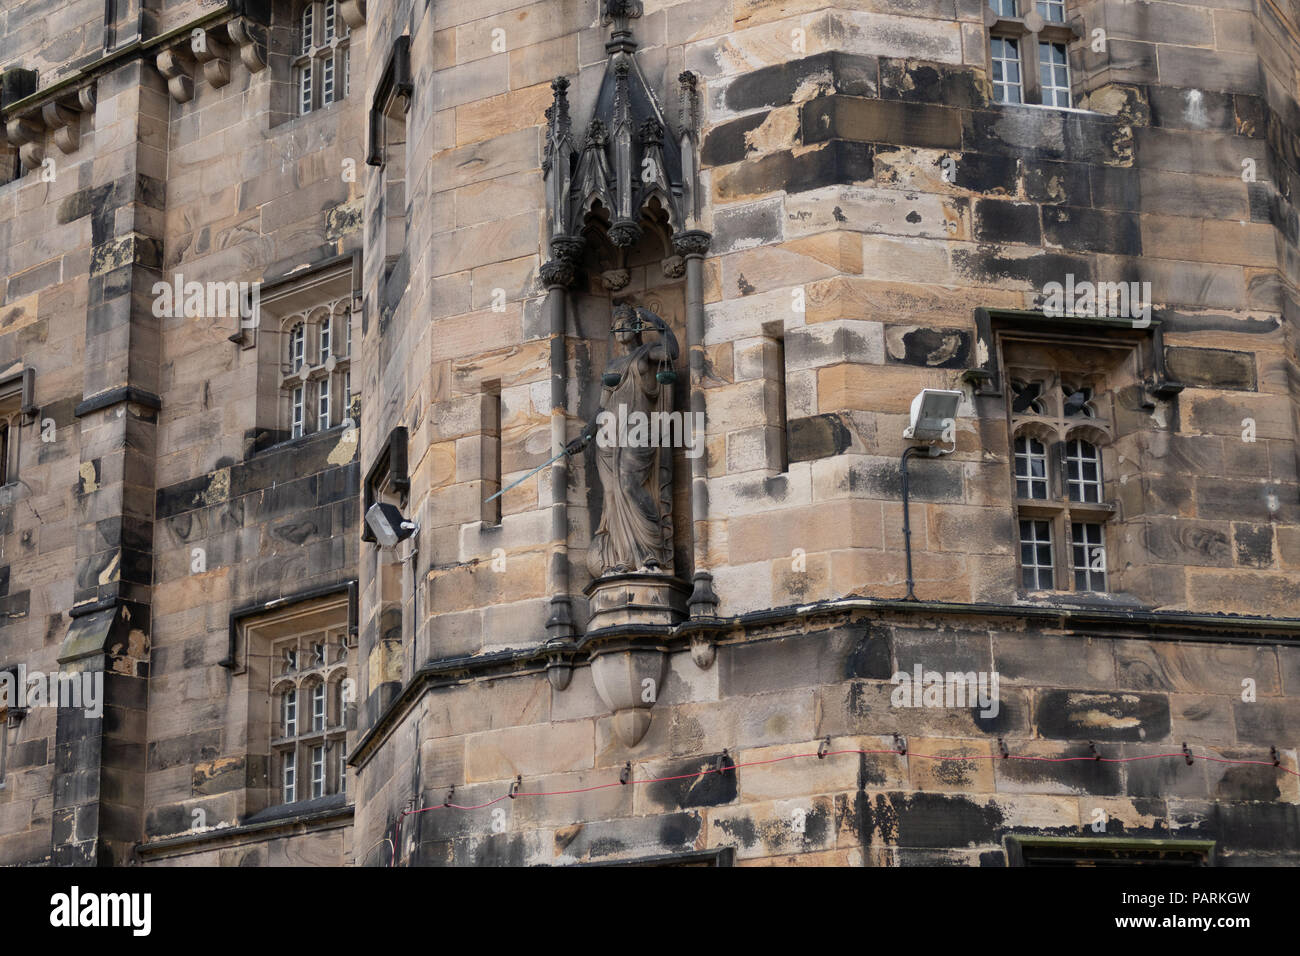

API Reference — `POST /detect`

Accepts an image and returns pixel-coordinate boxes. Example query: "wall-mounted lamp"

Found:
[365,502,418,549]
[900,388,963,601]
[902,388,962,442]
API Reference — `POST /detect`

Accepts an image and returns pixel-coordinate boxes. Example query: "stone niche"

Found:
[541,0,708,745]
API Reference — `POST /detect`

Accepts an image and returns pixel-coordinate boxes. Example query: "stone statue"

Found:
[568,304,680,578]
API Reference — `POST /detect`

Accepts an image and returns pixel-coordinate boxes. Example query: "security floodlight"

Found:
[898,388,962,601]
[902,388,963,442]
[365,502,418,549]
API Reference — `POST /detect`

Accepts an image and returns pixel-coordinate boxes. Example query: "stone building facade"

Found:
[0,0,1299,866]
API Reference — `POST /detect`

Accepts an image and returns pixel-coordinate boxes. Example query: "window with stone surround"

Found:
[256,261,357,449]
[271,629,349,804]
[295,0,351,116]
[0,368,30,486]
[367,36,412,313]
[232,593,355,815]
[986,0,1078,107]
[1004,338,1117,594]
[278,297,352,441]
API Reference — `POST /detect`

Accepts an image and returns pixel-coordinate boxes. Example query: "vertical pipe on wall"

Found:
[544,272,575,640]
[681,236,717,618]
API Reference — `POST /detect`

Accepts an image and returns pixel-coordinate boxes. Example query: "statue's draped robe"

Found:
[588,342,674,577]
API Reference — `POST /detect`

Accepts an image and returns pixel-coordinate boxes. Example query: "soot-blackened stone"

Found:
[845,625,892,680]
[1021,160,1090,205]
[803,95,962,150]
[1042,205,1140,255]
[868,791,1004,848]
[1035,690,1171,742]
[701,111,770,167]
[647,753,738,809]
[952,246,1095,288]
[1233,523,1274,567]
[787,413,852,462]
[974,199,1041,245]
[723,51,878,113]
[879,59,987,110]
[949,151,1018,195]
[884,326,972,369]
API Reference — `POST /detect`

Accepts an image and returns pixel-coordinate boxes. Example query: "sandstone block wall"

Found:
[1,0,1299,866]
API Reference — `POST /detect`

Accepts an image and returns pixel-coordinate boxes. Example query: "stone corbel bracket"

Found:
[689,633,715,669]
[6,84,96,161]
[588,638,669,747]
[156,45,196,103]
[193,29,233,90]
[340,0,368,29]
[225,17,269,75]
[158,19,270,104]
[5,114,45,168]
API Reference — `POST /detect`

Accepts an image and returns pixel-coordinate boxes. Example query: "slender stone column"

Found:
[675,231,716,617]
[542,259,577,641]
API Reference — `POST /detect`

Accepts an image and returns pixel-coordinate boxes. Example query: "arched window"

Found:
[1006,352,1114,595]
[274,296,355,444]
[310,681,327,732]
[288,322,305,372]
[1064,439,1102,503]
[291,385,305,439]
[1014,435,1049,499]
[269,626,351,806]
[300,4,314,54]
[281,688,298,737]
[317,376,331,431]
[330,678,345,727]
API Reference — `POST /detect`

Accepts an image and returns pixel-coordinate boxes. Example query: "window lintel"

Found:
[965,308,1183,401]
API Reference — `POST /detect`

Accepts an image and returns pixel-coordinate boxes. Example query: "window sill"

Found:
[1014,590,1145,609]
[136,794,352,860]
[1015,499,1116,516]
[244,791,347,826]
[270,99,352,133]
[992,100,1102,117]
[251,421,356,459]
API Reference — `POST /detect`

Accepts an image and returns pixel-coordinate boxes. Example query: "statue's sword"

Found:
[484,445,575,504]
[485,310,659,504]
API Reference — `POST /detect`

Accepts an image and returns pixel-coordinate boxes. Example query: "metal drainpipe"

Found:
[900,445,924,602]
[545,275,574,640]
[684,247,717,616]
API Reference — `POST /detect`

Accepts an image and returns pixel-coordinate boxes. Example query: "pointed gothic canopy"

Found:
[542,0,703,285]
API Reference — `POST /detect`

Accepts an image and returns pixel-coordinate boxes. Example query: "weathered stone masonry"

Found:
[1,0,1299,866]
